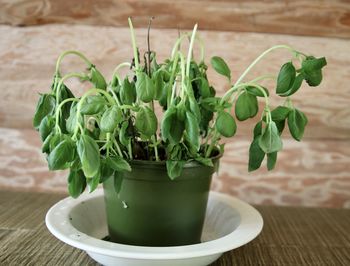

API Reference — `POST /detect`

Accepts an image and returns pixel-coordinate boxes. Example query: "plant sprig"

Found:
[33,18,327,198]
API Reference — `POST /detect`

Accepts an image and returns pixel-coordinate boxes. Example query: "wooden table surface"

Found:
[1,190,350,266]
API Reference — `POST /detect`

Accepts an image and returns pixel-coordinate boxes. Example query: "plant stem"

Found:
[186,24,198,77]
[112,138,124,157]
[168,53,179,107]
[111,62,131,82]
[128,17,140,71]
[233,45,300,87]
[171,34,204,63]
[55,72,87,103]
[55,50,92,76]
[151,135,159,161]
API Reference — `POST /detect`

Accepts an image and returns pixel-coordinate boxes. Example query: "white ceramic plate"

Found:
[46,190,263,266]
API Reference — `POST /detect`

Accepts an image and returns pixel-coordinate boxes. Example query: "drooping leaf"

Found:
[39,115,55,142]
[287,108,308,141]
[279,74,304,97]
[33,94,56,129]
[166,160,185,180]
[89,66,107,90]
[194,157,214,167]
[210,56,231,80]
[301,56,327,87]
[185,112,200,151]
[87,171,100,193]
[136,71,155,103]
[216,111,237,137]
[100,158,114,183]
[77,134,100,177]
[80,95,106,115]
[135,106,158,137]
[253,121,263,139]
[48,137,75,170]
[276,62,296,95]
[107,156,131,172]
[161,107,185,143]
[100,106,122,133]
[153,70,164,100]
[248,138,265,172]
[114,171,124,194]
[267,152,278,171]
[67,170,86,198]
[120,78,136,105]
[270,106,291,121]
[258,122,283,153]
[235,91,259,121]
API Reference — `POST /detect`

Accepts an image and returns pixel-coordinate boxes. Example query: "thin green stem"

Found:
[171,34,204,63]
[234,45,300,87]
[128,17,140,71]
[111,62,132,82]
[113,138,124,157]
[250,74,277,84]
[151,135,159,161]
[186,24,198,77]
[55,50,92,75]
[55,72,87,103]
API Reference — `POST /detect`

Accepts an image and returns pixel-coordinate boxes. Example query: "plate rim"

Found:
[46,190,263,260]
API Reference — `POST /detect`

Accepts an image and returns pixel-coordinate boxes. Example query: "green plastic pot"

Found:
[102,158,220,247]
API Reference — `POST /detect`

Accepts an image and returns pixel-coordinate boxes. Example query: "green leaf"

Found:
[216,111,237,137]
[287,108,308,141]
[301,56,326,87]
[87,172,100,193]
[89,66,107,90]
[194,157,214,167]
[276,62,296,95]
[136,71,155,103]
[253,121,263,139]
[66,103,78,134]
[80,95,106,115]
[166,160,185,180]
[161,107,185,143]
[77,134,100,177]
[100,158,114,183]
[267,152,278,171]
[48,137,75,170]
[246,86,269,97]
[235,91,259,121]
[67,170,86,198]
[153,70,164,100]
[135,106,158,137]
[39,115,55,142]
[119,121,131,146]
[210,56,231,80]
[185,112,200,151]
[258,122,283,153]
[42,132,53,154]
[33,94,56,129]
[114,171,124,194]
[100,106,122,133]
[248,138,265,172]
[120,78,136,105]
[270,106,290,121]
[197,77,211,98]
[279,74,304,97]
[107,156,131,172]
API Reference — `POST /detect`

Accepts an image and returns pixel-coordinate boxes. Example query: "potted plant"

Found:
[33,18,326,247]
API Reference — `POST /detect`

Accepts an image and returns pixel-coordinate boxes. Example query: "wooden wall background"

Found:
[0,0,349,208]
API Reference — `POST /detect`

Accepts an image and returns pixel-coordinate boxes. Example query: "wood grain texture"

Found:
[1,190,350,265]
[0,24,349,139]
[1,128,349,208]
[1,0,350,38]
